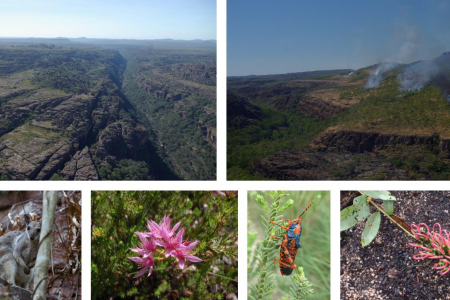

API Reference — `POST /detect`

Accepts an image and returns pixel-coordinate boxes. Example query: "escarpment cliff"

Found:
[0,44,178,180]
[311,129,448,154]
[228,54,450,180]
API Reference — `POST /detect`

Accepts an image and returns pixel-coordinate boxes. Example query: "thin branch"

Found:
[358,191,416,239]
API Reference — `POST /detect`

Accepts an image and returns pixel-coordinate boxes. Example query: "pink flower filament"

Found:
[409,223,450,276]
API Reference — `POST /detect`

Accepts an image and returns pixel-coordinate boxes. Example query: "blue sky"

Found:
[228,0,450,76]
[0,0,216,40]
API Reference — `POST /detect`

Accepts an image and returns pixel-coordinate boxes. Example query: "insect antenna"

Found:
[299,201,314,218]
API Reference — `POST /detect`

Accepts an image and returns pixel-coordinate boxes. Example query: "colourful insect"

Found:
[269,201,314,276]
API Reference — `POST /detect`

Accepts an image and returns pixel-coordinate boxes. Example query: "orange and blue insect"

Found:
[270,201,314,276]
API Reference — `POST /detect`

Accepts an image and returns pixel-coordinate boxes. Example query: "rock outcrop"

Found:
[60,146,98,180]
[227,92,264,128]
[311,128,444,154]
[254,150,409,180]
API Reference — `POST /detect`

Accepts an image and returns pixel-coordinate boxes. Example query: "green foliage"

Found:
[49,173,62,181]
[91,191,237,299]
[361,212,381,247]
[248,191,330,300]
[249,191,287,300]
[96,159,154,180]
[362,191,396,201]
[120,48,216,180]
[227,109,331,180]
[340,191,397,247]
[227,68,450,180]
[288,268,314,300]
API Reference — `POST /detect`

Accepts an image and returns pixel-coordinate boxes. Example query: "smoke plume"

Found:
[397,60,439,91]
[365,24,422,89]
[366,63,398,88]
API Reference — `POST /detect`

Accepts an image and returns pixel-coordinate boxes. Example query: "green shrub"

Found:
[91,191,238,299]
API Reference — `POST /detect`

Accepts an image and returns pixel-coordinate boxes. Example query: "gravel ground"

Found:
[341,191,450,300]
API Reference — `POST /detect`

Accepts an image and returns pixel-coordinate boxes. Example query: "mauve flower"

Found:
[146,215,181,239]
[172,240,203,269]
[156,227,185,257]
[129,215,202,277]
[130,232,157,254]
[129,253,155,277]
[409,223,450,276]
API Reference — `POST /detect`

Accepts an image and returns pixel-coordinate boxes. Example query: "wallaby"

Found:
[0,214,41,289]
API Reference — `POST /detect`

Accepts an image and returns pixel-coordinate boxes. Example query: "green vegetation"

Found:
[0,40,216,180]
[91,191,237,299]
[228,61,450,180]
[248,191,330,300]
[97,159,154,180]
[120,47,216,180]
[228,109,330,179]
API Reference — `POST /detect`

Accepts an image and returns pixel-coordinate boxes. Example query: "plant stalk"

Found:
[358,191,416,240]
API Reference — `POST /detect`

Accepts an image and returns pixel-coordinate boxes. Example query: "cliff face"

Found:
[227,92,264,128]
[227,53,450,180]
[253,150,409,180]
[0,45,170,180]
[119,46,216,180]
[311,129,444,154]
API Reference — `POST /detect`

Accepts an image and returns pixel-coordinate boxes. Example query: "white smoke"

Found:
[366,24,422,89]
[397,60,439,91]
[344,71,354,78]
[366,63,398,88]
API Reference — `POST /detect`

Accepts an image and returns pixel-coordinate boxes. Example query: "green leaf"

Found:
[248,232,257,248]
[361,212,381,247]
[340,206,357,231]
[255,194,270,212]
[278,199,294,213]
[383,200,394,215]
[362,191,396,201]
[353,195,370,221]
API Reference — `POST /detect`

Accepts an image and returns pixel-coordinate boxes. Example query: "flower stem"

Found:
[358,191,416,240]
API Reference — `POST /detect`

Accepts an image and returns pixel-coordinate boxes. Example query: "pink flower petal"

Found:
[175,228,185,243]
[185,255,203,262]
[154,239,166,247]
[184,240,199,251]
[129,256,143,263]
[178,259,185,269]
[147,266,154,277]
[135,266,149,278]
[172,222,181,233]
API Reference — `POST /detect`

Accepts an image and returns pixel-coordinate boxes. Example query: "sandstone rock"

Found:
[311,128,442,154]
[60,146,99,180]
[254,150,409,180]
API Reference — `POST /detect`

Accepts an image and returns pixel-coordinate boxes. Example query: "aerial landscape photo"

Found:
[0,0,216,180]
[227,0,450,180]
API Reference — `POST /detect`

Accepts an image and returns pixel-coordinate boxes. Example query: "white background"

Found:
[1,0,449,299]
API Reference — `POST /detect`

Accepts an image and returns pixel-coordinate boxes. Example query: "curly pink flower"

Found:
[409,223,450,276]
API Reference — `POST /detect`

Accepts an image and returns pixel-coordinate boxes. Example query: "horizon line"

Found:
[0,36,217,42]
